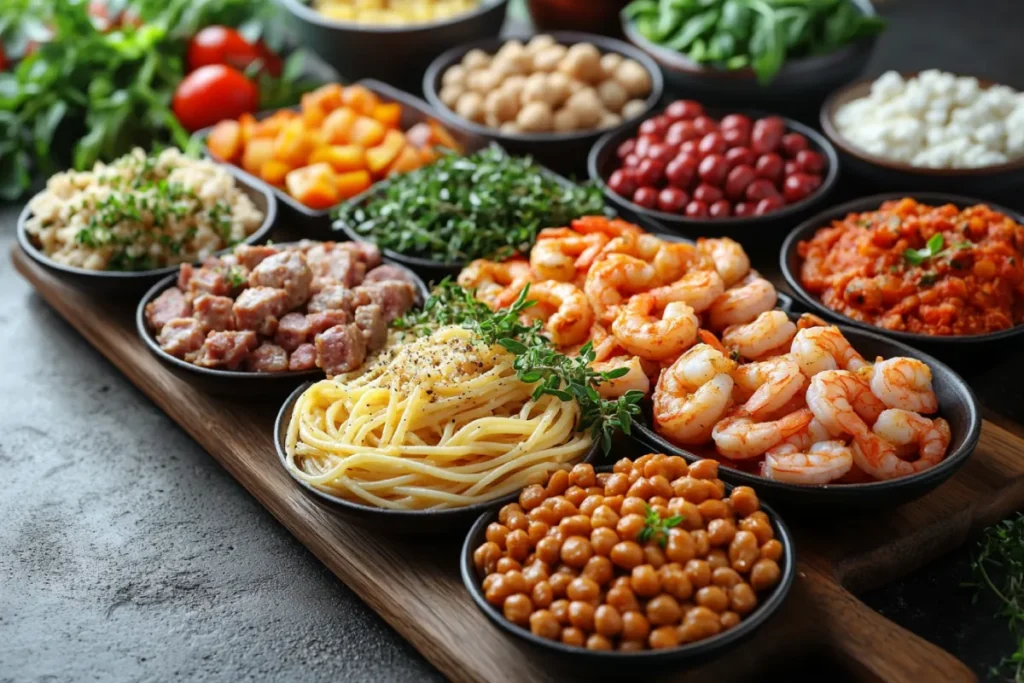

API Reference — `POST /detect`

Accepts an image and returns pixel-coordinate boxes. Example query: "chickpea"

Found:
[550,598,570,624]
[505,529,530,562]
[665,527,696,564]
[729,486,760,517]
[692,529,711,557]
[590,527,620,557]
[626,477,654,500]
[670,500,703,531]
[666,456,689,480]
[485,575,512,605]
[528,505,557,526]
[644,543,667,569]
[596,79,628,113]
[559,514,592,538]
[558,42,603,84]
[729,531,761,573]
[535,535,562,565]
[543,72,572,108]
[621,610,651,642]
[698,499,730,521]
[590,505,620,531]
[491,52,530,79]
[473,541,501,575]
[565,575,600,603]
[527,521,549,545]
[659,563,694,600]
[641,455,666,479]
[648,474,674,500]
[545,469,570,497]
[740,516,775,545]
[550,497,578,520]
[501,74,527,101]
[603,495,625,514]
[579,495,604,517]
[519,484,546,510]
[549,571,572,599]
[505,510,529,532]
[482,573,501,593]
[730,583,758,615]
[563,487,587,508]
[688,459,719,480]
[582,555,614,586]
[530,609,561,640]
[708,479,727,501]
[761,539,784,562]
[496,557,521,574]
[615,513,645,541]
[504,570,528,595]
[649,496,669,509]
[685,559,712,588]
[523,561,549,587]
[604,472,630,496]
[587,604,622,638]
[564,462,593,488]
[613,458,633,474]
[614,59,653,98]
[712,566,743,589]
[606,585,640,615]
[493,39,525,63]
[750,558,782,591]
[707,549,729,571]
[568,600,596,631]
[678,606,722,643]
[586,634,613,651]
[610,541,644,570]
[621,98,648,120]
[707,517,737,546]
[467,69,501,95]
[532,44,567,72]
[439,84,464,109]
[461,48,491,71]
[560,536,593,568]
[630,564,661,597]
[499,121,521,135]
[599,52,623,79]
[650,504,670,520]
[503,593,533,626]
[560,626,585,646]
[695,585,729,613]
[672,476,709,504]
[442,64,467,88]
[720,611,741,630]
[649,625,681,649]
[525,34,556,55]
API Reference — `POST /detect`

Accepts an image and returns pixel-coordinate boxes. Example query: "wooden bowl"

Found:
[422,31,664,175]
[278,0,509,90]
[588,108,839,239]
[461,471,796,666]
[16,165,277,299]
[820,72,1024,195]
[621,0,879,114]
[194,79,489,239]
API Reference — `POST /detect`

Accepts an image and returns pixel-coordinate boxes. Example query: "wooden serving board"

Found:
[14,244,1024,682]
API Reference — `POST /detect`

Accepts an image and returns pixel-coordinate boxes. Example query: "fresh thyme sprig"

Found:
[637,505,684,548]
[394,280,644,452]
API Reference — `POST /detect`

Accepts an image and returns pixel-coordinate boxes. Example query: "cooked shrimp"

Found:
[531,228,608,281]
[458,259,533,309]
[722,310,797,360]
[518,280,594,347]
[651,241,708,285]
[773,416,833,451]
[563,323,622,362]
[592,355,651,398]
[647,269,725,313]
[790,325,868,377]
[610,293,699,361]
[711,408,814,460]
[865,357,939,414]
[763,441,854,485]
[805,370,886,439]
[697,237,750,287]
[707,273,777,330]
[598,232,665,262]
[796,312,831,330]
[653,344,737,445]
[584,254,658,324]
[731,355,806,420]
[853,409,951,479]
[571,216,645,239]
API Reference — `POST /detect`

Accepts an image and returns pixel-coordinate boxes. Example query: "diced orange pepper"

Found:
[340,84,380,116]
[309,145,367,173]
[335,169,372,200]
[251,110,295,139]
[349,116,386,148]
[428,120,461,153]
[273,119,314,167]
[241,138,275,176]
[418,146,439,165]
[238,113,257,144]
[286,163,341,209]
[388,145,424,176]
[366,129,406,176]
[322,107,357,144]
[207,120,242,163]
[259,159,292,187]
[371,102,402,129]
[307,83,344,112]
[302,92,328,128]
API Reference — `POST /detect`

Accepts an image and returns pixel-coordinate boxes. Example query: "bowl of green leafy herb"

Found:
[620,0,885,113]
[333,146,609,281]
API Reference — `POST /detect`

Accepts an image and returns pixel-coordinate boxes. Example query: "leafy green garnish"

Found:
[394,280,643,453]
[335,147,608,264]
[903,233,945,266]
[637,504,684,548]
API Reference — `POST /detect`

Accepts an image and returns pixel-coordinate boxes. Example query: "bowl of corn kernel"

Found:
[280,0,509,88]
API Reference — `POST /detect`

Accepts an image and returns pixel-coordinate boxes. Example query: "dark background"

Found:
[2,0,1023,680]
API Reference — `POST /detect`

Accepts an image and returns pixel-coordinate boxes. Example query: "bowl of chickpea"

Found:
[461,456,795,662]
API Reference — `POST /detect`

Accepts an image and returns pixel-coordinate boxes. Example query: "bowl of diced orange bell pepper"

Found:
[197,80,488,234]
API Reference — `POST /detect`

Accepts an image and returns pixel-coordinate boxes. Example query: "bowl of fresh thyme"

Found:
[17,147,278,296]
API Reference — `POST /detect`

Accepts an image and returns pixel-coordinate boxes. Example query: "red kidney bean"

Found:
[634,134,659,159]
[685,200,709,217]
[675,150,701,170]
[783,173,821,203]
[709,200,732,218]
[754,153,784,184]
[648,143,678,165]
[745,179,779,202]
[623,153,641,169]
[666,157,696,189]
[780,132,809,157]
[692,183,723,204]
[698,132,727,156]
[698,154,729,186]
[657,187,689,213]
[721,126,750,148]
[679,139,700,156]
[724,146,755,170]
[639,116,670,137]
[636,158,665,186]
[607,169,637,198]
[724,165,756,201]
[734,202,754,217]
[693,115,718,136]
[665,100,704,121]
[720,114,752,131]
[633,186,658,208]
[755,196,785,215]
[784,160,801,176]
[665,120,700,146]
[751,117,785,155]
[795,149,825,174]
[616,138,637,160]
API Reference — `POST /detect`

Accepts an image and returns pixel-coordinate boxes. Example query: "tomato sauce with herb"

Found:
[798,198,1024,336]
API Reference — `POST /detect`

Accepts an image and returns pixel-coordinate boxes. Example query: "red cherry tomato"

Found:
[679,139,700,157]
[721,126,750,148]
[782,173,820,204]
[633,186,659,209]
[648,142,678,165]
[692,183,723,205]
[657,187,689,213]
[780,132,809,157]
[636,158,666,187]
[187,26,282,76]
[698,154,729,186]
[617,138,637,160]
[698,132,727,156]
[623,153,642,169]
[751,117,785,155]
[634,134,660,159]
[665,100,704,121]
[665,157,696,190]
[754,153,784,184]
[745,179,780,203]
[685,200,709,218]
[172,64,259,132]
[665,120,699,146]
[639,115,670,137]
[692,115,718,136]
[784,160,801,176]
[734,202,754,217]
[755,196,785,215]
[724,146,755,169]
[607,169,637,198]
[720,114,752,132]
[795,149,825,174]
[709,200,732,218]
[724,165,756,201]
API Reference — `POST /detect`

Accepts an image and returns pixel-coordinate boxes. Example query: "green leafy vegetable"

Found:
[903,233,945,266]
[336,147,608,264]
[394,280,643,453]
[637,505,684,548]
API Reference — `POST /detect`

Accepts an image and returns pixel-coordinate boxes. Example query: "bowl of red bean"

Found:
[587,100,839,236]
[461,455,794,664]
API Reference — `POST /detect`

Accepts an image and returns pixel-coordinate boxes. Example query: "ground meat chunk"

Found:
[233,286,290,336]
[354,304,387,352]
[352,281,415,323]
[307,310,352,337]
[274,312,311,352]
[307,244,366,288]
[156,318,205,358]
[363,264,418,289]
[193,330,259,369]
[307,285,356,314]
[246,343,289,372]
[145,287,191,332]
[235,244,280,270]
[177,263,194,291]
[288,343,317,371]
[347,241,382,269]
[315,324,367,376]
[249,251,313,309]
[192,294,235,331]
[187,266,231,299]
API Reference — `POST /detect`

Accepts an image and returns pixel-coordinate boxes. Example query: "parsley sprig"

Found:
[394,280,644,452]
[637,505,684,548]
[903,234,974,267]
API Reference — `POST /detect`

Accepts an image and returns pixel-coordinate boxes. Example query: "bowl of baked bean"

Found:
[461,456,795,663]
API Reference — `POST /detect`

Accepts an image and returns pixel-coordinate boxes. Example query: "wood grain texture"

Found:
[13,244,1010,682]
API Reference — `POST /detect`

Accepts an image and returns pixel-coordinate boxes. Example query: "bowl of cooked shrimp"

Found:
[455,215,981,506]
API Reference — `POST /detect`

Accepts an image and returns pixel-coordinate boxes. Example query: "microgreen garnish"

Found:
[394,280,643,453]
[637,505,684,548]
[227,266,247,288]
[903,233,945,266]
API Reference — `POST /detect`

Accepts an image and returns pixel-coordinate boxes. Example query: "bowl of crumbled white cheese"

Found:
[821,69,1024,194]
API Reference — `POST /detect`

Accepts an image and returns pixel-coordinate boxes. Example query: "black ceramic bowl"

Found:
[136,245,429,398]
[588,108,839,239]
[278,0,509,91]
[423,31,664,175]
[621,0,879,115]
[16,165,277,298]
[275,381,603,533]
[195,79,489,240]
[821,72,1024,195]
[632,303,982,508]
[780,192,1024,352]
[461,471,796,667]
